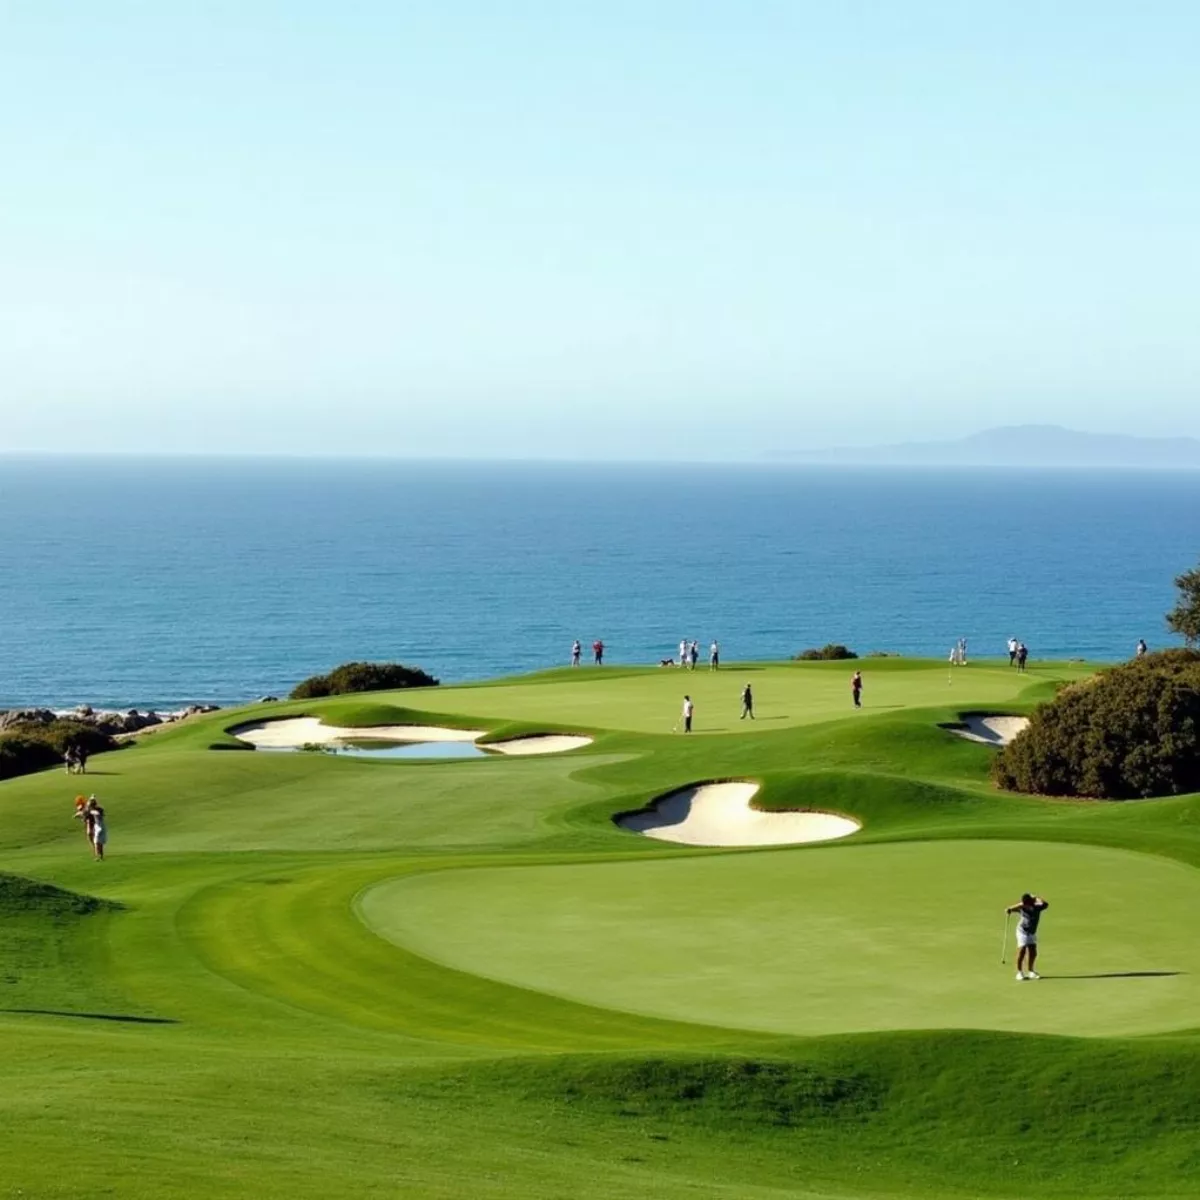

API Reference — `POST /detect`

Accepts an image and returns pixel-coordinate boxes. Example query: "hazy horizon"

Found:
[2,4,1198,460]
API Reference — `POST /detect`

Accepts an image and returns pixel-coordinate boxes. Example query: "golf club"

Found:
[1000,910,1010,964]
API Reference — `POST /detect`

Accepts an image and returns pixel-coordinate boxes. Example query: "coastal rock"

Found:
[0,708,57,730]
[80,709,166,735]
[4,702,221,736]
[120,710,164,733]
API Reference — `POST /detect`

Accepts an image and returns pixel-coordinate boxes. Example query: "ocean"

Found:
[1,457,1196,710]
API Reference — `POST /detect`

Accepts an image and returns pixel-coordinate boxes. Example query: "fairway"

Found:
[6,656,1200,1199]
[361,839,1200,1038]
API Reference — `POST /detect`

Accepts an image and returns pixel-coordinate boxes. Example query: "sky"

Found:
[1,2,1198,460]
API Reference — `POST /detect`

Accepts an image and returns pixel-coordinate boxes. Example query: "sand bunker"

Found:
[617,782,861,848]
[946,715,1030,747]
[230,718,591,756]
[487,734,593,756]
[230,717,484,749]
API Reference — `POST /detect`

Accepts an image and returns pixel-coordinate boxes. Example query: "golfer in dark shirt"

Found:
[1006,893,1048,980]
[740,683,754,720]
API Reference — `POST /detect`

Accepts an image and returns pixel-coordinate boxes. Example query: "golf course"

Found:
[5,656,1200,1199]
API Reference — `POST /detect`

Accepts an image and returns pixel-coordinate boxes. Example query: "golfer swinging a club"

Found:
[1006,892,1049,981]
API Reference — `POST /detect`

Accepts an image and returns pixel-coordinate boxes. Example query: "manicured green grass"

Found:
[3,656,1200,1199]
[364,839,1200,1038]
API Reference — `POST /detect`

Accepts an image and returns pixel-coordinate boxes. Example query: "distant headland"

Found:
[784,425,1200,469]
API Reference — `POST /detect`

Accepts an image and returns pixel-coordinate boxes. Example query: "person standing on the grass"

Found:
[1136,638,1148,658]
[851,670,863,708]
[87,798,107,861]
[740,683,754,720]
[689,640,699,670]
[709,640,719,670]
[1008,636,1019,666]
[1006,893,1048,980]
[961,637,968,664]
[682,695,694,733]
[593,639,604,665]
[1016,642,1028,673]
[679,639,688,669]
[571,640,581,667]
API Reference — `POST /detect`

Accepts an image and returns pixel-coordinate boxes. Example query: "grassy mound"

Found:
[0,872,119,917]
[407,1036,1200,1197]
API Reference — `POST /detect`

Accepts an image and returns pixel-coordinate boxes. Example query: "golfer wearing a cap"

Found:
[1006,893,1048,980]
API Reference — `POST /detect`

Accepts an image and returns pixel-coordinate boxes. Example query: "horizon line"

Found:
[2,450,1200,472]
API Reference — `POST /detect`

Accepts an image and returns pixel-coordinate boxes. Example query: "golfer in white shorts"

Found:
[1006,892,1049,980]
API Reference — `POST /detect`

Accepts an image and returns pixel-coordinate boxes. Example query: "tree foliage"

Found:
[993,650,1200,799]
[290,661,440,700]
[1167,564,1200,647]
[794,644,858,661]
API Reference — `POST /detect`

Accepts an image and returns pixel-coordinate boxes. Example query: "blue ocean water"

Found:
[1,457,1196,709]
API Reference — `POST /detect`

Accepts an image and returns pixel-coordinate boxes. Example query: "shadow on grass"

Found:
[2,1008,178,1024]
[1042,972,1182,981]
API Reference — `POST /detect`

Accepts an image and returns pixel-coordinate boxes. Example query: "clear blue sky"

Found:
[1,2,1197,459]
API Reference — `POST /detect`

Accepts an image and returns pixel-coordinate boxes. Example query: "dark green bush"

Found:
[993,649,1200,799]
[794,644,858,661]
[290,661,439,700]
[0,720,118,782]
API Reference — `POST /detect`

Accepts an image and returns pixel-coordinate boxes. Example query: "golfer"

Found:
[1006,893,1048,980]
[709,640,719,670]
[77,796,107,861]
[851,670,863,708]
[681,695,694,734]
[571,640,581,667]
[740,683,754,720]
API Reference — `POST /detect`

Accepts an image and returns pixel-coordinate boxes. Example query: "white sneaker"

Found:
[1015,971,1025,981]
[1027,971,1040,980]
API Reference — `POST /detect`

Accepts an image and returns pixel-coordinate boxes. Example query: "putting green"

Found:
[403,660,1084,734]
[361,839,1200,1039]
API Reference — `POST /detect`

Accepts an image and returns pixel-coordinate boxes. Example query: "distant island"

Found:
[786,425,1200,468]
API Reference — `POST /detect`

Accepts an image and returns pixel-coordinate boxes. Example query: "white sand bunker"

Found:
[230,718,591,756]
[487,734,593,756]
[230,717,484,748]
[946,715,1030,747]
[617,782,861,848]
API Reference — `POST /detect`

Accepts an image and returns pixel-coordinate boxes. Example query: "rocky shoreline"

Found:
[0,702,257,738]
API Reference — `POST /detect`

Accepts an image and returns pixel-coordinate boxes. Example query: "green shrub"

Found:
[0,720,118,782]
[290,661,439,700]
[993,649,1200,799]
[794,644,858,661]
